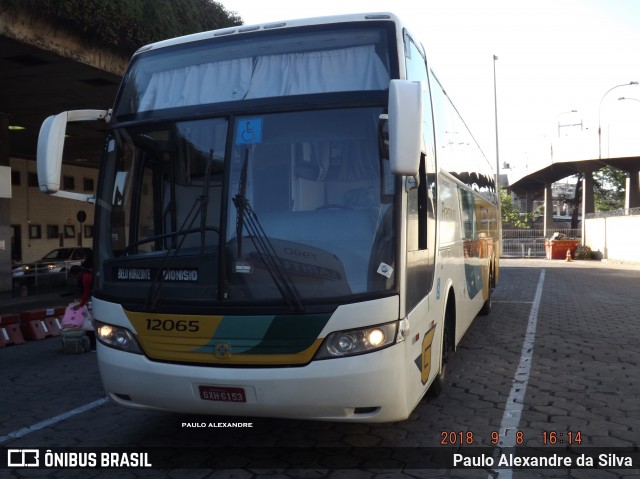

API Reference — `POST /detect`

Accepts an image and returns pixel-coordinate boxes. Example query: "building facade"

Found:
[10,158,97,265]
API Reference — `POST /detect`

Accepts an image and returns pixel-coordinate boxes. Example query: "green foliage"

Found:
[3,0,242,56]
[500,188,533,228]
[593,166,625,212]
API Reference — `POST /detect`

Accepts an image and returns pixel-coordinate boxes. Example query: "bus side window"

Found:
[405,33,436,252]
[418,156,429,250]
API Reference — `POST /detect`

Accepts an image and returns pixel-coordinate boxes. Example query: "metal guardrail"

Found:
[502,228,581,257]
[12,260,78,287]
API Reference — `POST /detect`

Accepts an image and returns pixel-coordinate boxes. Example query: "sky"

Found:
[220,0,640,183]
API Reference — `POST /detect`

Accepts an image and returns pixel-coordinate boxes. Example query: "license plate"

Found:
[198,385,246,403]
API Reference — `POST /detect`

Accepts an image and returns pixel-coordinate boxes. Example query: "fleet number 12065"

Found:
[146,318,200,332]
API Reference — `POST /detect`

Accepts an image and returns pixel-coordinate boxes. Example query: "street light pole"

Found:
[556,110,579,137]
[551,110,578,164]
[619,96,640,104]
[493,54,502,257]
[598,81,639,159]
[493,55,500,191]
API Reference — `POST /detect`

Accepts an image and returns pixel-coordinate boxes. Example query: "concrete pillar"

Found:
[543,183,554,238]
[525,192,534,224]
[625,169,640,210]
[581,172,595,245]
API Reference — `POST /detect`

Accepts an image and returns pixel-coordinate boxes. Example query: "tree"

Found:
[500,188,533,228]
[570,173,582,229]
[593,166,625,211]
[3,0,242,56]
[563,167,625,228]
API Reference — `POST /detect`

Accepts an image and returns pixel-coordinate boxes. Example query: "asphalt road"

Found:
[2,258,640,478]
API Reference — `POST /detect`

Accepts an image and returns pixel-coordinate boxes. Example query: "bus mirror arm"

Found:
[405,175,420,192]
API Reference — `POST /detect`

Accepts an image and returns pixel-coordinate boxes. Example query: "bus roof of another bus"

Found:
[132,12,402,57]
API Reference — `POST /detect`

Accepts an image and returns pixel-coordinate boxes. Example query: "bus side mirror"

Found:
[37,109,109,199]
[388,79,423,177]
[37,112,68,194]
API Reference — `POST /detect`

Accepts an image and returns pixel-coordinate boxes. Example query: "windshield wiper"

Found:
[147,149,216,311]
[199,149,213,255]
[233,148,304,312]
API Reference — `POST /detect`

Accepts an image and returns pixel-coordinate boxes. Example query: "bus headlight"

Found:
[315,322,397,360]
[96,321,143,354]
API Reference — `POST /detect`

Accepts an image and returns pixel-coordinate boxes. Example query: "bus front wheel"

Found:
[428,303,454,398]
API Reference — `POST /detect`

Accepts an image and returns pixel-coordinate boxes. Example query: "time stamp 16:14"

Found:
[440,431,583,446]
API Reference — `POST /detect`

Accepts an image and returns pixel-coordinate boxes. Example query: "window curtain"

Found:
[137,45,388,112]
[245,45,389,98]
[138,58,253,111]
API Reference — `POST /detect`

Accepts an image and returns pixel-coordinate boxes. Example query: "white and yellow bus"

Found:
[37,12,499,422]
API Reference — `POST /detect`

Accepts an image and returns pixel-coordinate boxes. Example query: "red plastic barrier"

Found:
[43,306,65,337]
[20,309,54,341]
[0,313,25,346]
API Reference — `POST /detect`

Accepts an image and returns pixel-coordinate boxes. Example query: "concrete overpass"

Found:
[508,126,640,239]
[1,9,128,291]
[1,4,242,292]
[1,9,127,163]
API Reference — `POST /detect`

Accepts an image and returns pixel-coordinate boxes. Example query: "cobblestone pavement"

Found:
[1,258,640,478]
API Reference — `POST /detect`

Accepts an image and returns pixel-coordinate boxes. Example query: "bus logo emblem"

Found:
[214,343,231,359]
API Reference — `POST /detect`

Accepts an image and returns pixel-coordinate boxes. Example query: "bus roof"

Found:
[133,12,403,57]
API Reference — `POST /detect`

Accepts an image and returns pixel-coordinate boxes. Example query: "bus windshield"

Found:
[101,107,397,310]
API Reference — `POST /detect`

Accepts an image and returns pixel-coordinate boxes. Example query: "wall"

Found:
[1,114,12,292]
[10,157,97,264]
[584,215,640,262]
[0,201,10,292]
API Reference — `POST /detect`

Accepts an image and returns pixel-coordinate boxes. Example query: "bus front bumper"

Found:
[97,342,410,423]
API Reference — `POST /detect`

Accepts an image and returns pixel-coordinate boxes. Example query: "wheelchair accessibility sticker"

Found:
[236,118,263,145]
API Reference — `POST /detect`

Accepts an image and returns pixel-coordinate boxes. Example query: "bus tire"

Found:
[479,264,493,316]
[428,300,454,398]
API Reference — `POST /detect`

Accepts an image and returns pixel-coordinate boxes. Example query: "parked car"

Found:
[12,247,92,279]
